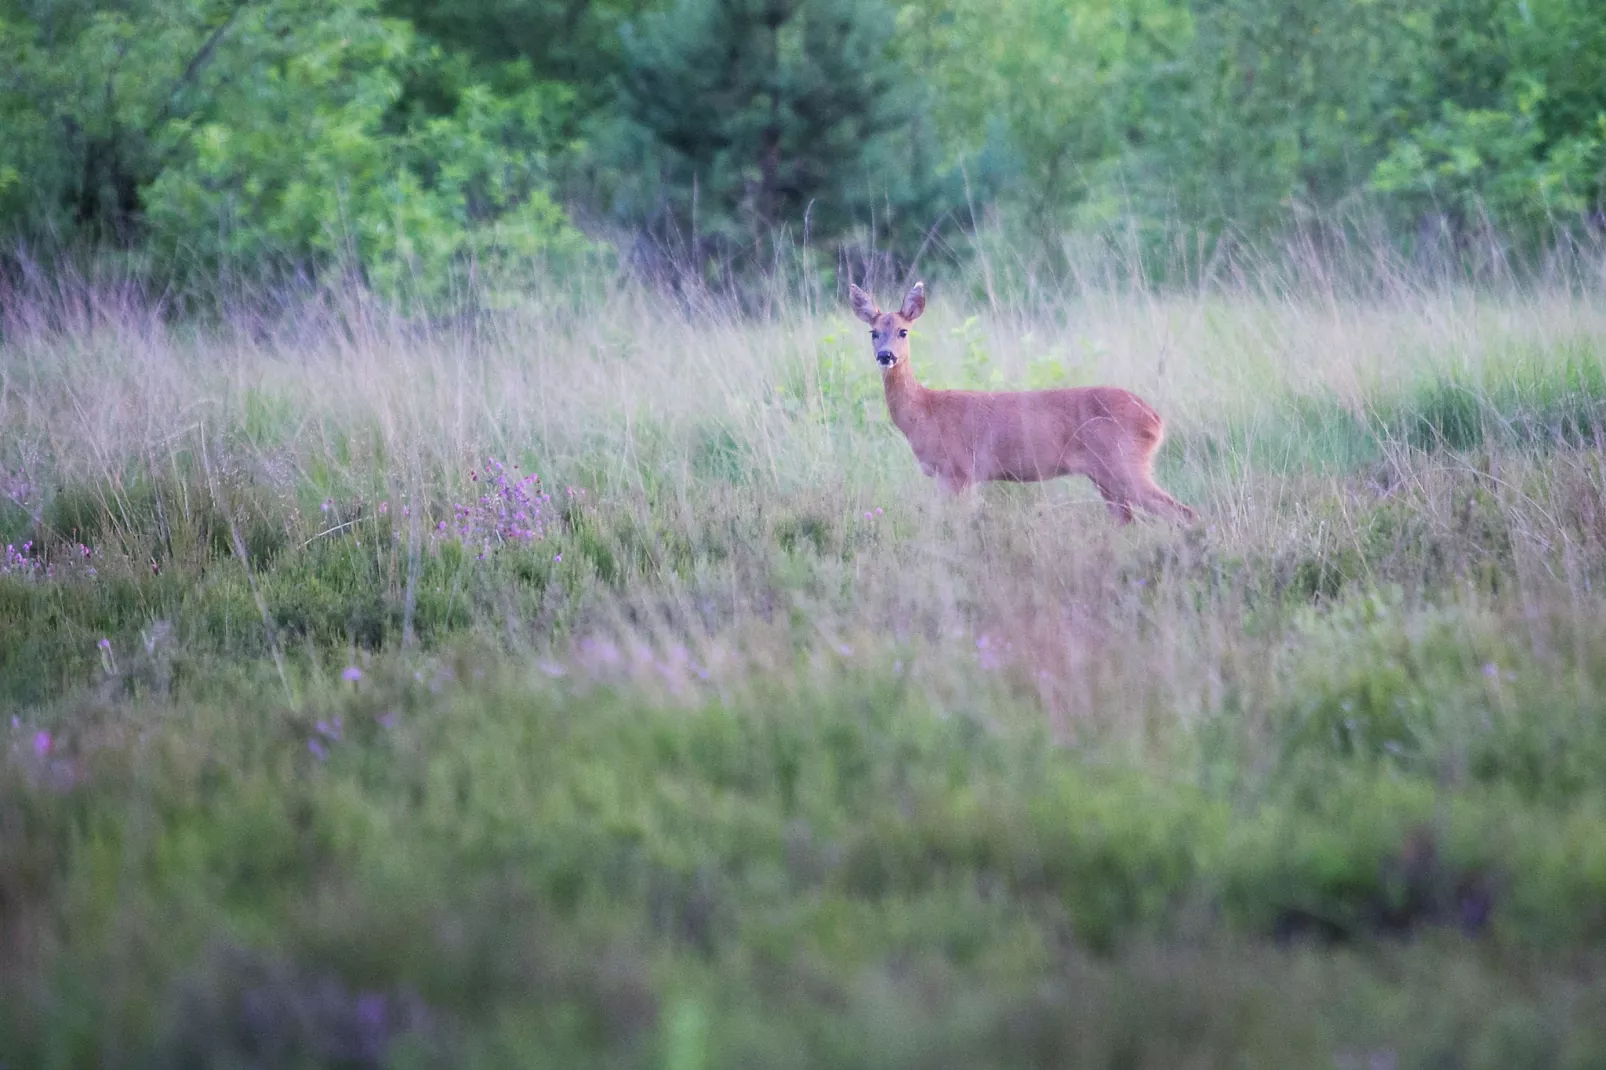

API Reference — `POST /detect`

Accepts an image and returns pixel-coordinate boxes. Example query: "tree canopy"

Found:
[1,0,1602,292]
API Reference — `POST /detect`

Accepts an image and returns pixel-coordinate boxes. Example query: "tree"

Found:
[611,0,955,273]
[1369,0,1606,243]
[0,0,587,300]
[903,0,1186,237]
[383,0,651,111]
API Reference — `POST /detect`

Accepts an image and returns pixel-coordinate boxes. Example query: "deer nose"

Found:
[876,349,894,361]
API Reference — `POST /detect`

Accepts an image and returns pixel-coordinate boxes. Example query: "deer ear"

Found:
[849,284,878,324]
[900,281,926,321]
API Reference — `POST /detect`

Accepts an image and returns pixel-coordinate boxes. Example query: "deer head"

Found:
[849,281,926,370]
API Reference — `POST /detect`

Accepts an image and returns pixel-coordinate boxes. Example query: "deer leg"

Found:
[1088,475,1136,524]
[1131,474,1197,523]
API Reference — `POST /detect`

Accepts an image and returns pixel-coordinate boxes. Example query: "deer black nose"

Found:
[876,349,894,361]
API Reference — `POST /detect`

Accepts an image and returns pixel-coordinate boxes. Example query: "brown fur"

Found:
[850,281,1195,524]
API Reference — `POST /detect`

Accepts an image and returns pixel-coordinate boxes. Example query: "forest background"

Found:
[3,0,1604,295]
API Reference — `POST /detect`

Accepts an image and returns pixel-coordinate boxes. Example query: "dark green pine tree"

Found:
[616,0,952,269]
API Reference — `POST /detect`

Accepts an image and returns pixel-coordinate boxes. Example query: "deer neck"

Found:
[881,358,928,435]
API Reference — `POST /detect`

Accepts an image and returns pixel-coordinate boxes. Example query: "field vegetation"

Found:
[5,0,1606,1062]
[5,245,1606,1065]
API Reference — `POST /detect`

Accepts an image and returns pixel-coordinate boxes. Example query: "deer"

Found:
[850,280,1196,524]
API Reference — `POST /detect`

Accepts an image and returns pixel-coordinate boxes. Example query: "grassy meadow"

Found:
[7,259,1606,1067]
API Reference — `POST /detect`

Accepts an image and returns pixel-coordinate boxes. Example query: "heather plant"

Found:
[1,538,96,579]
[450,457,556,555]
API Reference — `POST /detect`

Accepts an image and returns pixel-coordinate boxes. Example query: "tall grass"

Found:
[6,250,1606,1066]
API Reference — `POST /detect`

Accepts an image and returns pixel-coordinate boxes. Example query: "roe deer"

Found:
[850,281,1195,524]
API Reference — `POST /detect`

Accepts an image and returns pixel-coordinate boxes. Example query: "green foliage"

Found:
[0,0,587,298]
[895,0,1606,268]
[609,0,955,270]
[6,0,1606,284]
[5,0,1606,286]
[384,0,653,106]
[907,0,1187,237]
[1371,80,1606,238]
[1144,0,1442,230]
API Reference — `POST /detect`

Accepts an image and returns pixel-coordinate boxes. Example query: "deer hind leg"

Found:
[1088,462,1194,525]
[1129,472,1196,523]
[1088,474,1137,524]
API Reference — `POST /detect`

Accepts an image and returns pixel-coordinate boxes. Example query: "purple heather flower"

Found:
[355,993,387,1030]
[342,665,363,683]
[97,638,111,652]
[308,739,329,761]
[33,731,52,757]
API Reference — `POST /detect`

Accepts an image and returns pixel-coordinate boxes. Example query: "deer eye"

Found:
[898,328,908,338]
